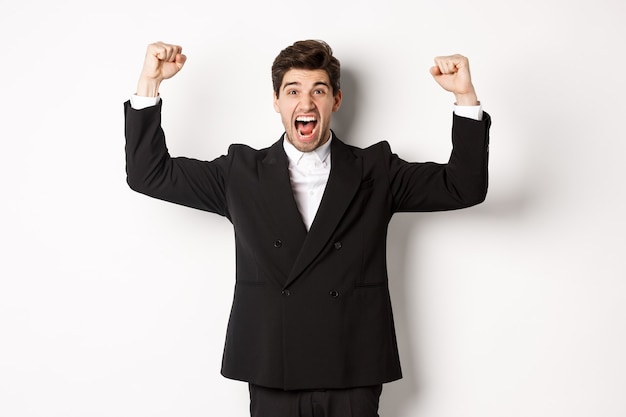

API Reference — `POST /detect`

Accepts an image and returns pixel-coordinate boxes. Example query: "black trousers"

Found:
[249,384,382,417]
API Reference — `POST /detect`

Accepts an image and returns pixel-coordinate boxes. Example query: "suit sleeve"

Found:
[124,100,231,218]
[387,113,491,212]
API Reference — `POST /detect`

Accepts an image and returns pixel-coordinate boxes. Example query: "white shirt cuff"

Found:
[130,94,161,110]
[454,103,483,121]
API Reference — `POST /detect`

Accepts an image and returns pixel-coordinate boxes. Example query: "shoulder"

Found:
[225,138,282,162]
[333,137,394,160]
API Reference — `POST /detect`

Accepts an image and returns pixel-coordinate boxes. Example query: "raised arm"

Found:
[388,55,490,212]
[125,43,231,217]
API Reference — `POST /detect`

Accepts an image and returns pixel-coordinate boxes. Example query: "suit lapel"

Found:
[285,137,362,288]
[258,139,308,284]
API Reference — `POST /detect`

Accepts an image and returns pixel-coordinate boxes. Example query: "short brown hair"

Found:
[271,40,341,97]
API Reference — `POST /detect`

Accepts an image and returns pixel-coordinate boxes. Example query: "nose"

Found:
[299,94,315,112]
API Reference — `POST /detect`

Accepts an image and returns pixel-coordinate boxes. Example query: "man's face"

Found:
[273,68,342,153]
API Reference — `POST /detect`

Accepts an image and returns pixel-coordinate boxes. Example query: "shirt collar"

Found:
[282,132,333,166]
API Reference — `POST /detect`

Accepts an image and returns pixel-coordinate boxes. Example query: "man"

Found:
[125,40,490,417]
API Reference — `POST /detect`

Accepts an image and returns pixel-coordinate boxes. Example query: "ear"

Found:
[273,91,280,113]
[332,89,342,112]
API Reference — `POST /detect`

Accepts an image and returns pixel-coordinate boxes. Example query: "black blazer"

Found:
[124,100,491,390]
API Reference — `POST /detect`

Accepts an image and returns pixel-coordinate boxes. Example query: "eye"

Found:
[313,89,326,95]
[287,90,298,95]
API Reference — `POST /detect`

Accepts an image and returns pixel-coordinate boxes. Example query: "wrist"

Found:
[136,77,161,98]
[454,91,479,106]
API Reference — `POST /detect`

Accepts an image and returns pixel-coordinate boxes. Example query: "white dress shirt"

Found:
[129,95,483,231]
[282,136,332,231]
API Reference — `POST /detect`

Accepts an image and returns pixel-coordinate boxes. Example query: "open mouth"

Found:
[295,116,317,138]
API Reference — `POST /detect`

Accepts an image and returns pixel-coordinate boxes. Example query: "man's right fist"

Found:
[137,42,187,97]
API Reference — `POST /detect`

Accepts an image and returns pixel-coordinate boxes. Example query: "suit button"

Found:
[281,290,291,297]
[274,240,282,248]
[334,242,342,250]
[329,290,339,298]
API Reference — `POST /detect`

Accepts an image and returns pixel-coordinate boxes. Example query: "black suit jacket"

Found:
[124,100,491,390]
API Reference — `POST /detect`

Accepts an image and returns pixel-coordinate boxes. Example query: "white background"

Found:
[1,0,625,416]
